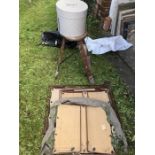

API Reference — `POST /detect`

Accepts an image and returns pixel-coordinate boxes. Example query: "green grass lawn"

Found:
[20,0,135,154]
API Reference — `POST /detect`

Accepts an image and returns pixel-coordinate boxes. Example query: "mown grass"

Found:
[20,0,135,154]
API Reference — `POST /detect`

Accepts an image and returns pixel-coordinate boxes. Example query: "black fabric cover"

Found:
[41,31,77,48]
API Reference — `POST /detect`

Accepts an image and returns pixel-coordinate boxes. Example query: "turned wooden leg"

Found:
[78,40,95,84]
[59,37,65,64]
[55,37,65,78]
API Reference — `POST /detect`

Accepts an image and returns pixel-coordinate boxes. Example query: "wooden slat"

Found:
[81,106,87,153]
[61,92,83,98]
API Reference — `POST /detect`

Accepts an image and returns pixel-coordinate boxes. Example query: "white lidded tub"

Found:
[56,0,88,37]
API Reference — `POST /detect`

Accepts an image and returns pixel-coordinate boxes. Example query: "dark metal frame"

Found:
[42,84,122,155]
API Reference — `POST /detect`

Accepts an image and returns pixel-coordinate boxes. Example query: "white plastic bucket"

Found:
[56,0,88,37]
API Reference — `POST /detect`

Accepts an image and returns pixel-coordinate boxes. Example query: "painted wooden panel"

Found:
[54,105,81,153]
[87,107,114,154]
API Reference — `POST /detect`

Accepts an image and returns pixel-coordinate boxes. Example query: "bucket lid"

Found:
[56,0,88,13]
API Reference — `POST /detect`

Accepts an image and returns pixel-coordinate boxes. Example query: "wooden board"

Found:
[61,92,83,98]
[87,107,113,154]
[88,91,109,102]
[53,105,81,153]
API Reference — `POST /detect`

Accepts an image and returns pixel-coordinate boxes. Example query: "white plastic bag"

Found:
[85,35,133,55]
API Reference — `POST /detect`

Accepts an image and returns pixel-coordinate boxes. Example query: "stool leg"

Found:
[55,38,65,78]
[78,40,95,84]
[59,37,65,63]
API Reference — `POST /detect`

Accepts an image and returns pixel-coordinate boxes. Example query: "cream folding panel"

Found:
[53,105,81,153]
[87,107,114,154]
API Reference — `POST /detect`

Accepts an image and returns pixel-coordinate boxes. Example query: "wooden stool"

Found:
[55,33,95,84]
